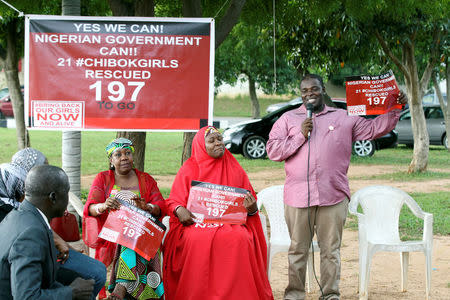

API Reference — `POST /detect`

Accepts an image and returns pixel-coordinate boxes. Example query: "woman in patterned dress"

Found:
[83,138,166,300]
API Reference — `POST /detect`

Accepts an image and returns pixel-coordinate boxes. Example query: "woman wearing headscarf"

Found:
[162,126,274,300]
[0,148,47,220]
[0,148,106,300]
[83,138,166,300]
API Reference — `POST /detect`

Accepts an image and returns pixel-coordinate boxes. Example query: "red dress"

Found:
[162,127,273,300]
[82,169,166,267]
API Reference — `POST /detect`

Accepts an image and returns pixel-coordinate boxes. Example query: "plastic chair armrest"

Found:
[348,201,364,219]
[423,213,433,245]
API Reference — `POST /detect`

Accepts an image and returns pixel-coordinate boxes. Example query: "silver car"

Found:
[395,105,448,149]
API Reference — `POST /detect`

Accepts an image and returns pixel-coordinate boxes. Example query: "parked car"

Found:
[0,86,24,118]
[223,99,398,159]
[266,97,302,114]
[395,105,447,149]
[0,87,9,99]
[266,97,347,114]
[0,96,13,118]
[422,91,447,106]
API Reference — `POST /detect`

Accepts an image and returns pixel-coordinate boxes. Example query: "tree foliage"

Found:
[0,0,110,151]
[215,22,298,118]
[275,0,448,172]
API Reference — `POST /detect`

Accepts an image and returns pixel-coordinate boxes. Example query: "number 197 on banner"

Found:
[367,96,386,106]
[89,81,145,102]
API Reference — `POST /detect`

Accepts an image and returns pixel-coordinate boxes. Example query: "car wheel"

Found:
[352,140,375,157]
[243,136,266,159]
[443,135,448,149]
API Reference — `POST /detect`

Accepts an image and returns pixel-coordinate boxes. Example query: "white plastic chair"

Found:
[161,216,170,244]
[65,192,91,254]
[349,185,433,300]
[68,191,84,217]
[257,185,320,293]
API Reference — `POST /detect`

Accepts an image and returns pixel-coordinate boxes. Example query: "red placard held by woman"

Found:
[187,181,248,225]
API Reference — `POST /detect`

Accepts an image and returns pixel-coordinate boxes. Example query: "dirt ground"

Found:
[80,165,450,299]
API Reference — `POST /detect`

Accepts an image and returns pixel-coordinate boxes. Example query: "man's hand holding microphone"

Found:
[301,103,314,139]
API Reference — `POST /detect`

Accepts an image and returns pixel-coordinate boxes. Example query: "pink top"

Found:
[266,105,400,208]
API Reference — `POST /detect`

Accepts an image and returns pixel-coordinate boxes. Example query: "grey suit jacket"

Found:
[0,200,72,299]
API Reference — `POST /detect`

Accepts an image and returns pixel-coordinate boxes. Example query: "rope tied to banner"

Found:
[214,0,231,19]
[0,0,24,17]
[272,0,277,93]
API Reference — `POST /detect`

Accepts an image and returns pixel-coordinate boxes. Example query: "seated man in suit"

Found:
[0,165,94,300]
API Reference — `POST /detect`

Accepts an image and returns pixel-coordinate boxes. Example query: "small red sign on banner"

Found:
[98,200,166,261]
[345,70,403,115]
[187,181,248,225]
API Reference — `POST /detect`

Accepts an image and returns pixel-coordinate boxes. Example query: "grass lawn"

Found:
[350,144,450,169]
[1,129,185,176]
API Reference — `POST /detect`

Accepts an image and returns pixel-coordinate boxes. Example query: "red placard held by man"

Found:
[345,70,403,116]
[187,181,248,225]
[98,199,166,261]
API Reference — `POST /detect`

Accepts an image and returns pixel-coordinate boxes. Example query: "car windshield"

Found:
[0,88,8,100]
[263,103,302,119]
[426,107,443,119]
[400,111,411,120]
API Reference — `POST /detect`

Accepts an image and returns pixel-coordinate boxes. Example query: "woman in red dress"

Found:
[82,138,166,299]
[162,126,273,300]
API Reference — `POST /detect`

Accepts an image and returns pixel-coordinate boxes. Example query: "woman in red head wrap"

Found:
[83,138,166,300]
[162,126,273,300]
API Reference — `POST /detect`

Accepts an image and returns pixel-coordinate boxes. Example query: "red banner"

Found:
[345,70,403,116]
[25,15,214,131]
[98,200,166,261]
[187,181,248,225]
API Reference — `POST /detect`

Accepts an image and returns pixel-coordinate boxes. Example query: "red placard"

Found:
[24,15,214,131]
[345,70,403,116]
[187,181,248,225]
[98,200,166,261]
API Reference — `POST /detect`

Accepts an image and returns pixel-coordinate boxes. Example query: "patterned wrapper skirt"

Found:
[108,245,164,299]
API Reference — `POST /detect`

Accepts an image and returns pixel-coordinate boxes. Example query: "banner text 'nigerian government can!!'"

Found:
[25,15,214,131]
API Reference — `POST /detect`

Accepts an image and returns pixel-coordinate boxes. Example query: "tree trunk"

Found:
[181,132,196,164]
[62,131,82,196]
[374,30,431,173]
[433,65,449,152]
[248,75,260,118]
[402,43,429,173]
[108,0,134,16]
[116,132,146,170]
[135,0,154,16]
[62,0,81,200]
[109,0,154,171]
[183,0,202,17]
[2,19,29,149]
[180,0,203,165]
[447,62,450,151]
[215,0,246,48]
[109,0,154,16]
[180,0,246,165]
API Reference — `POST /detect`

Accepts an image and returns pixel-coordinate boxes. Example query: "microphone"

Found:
[306,103,313,119]
[306,103,313,138]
